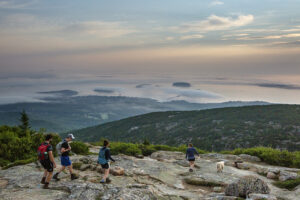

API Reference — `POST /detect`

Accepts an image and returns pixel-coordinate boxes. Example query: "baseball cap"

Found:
[67,133,75,139]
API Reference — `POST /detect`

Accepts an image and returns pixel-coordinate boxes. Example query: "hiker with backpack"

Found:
[53,134,78,181]
[98,140,115,183]
[186,143,199,172]
[38,134,57,189]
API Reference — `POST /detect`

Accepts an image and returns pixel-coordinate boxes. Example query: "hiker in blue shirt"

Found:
[98,140,115,183]
[186,143,199,172]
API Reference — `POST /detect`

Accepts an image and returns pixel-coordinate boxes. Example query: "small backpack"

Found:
[98,148,108,164]
[56,141,64,156]
[38,143,50,160]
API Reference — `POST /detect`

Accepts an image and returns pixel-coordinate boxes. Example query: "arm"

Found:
[48,151,56,168]
[105,149,115,162]
[194,148,200,157]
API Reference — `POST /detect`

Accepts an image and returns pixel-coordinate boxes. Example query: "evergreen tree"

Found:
[19,110,30,137]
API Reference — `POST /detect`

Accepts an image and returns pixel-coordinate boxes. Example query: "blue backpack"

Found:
[98,148,108,164]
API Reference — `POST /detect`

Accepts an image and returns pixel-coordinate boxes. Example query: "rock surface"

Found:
[0,150,300,200]
[225,176,270,198]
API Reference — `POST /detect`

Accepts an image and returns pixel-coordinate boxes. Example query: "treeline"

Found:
[0,111,89,168]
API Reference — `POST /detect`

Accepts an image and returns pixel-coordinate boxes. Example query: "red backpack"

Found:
[37,143,50,160]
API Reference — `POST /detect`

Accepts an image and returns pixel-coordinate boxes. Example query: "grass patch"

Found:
[2,157,37,169]
[273,177,300,190]
[184,178,224,187]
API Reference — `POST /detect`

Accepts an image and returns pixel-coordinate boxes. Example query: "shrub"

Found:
[2,157,37,169]
[224,146,300,168]
[70,141,89,155]
[273,177,300,190]
[110,142,142,156]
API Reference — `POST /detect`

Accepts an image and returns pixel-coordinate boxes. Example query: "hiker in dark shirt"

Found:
[53,134,78,181]
[38,134,57,189]
[186,143,199,172]
[98,140,115,183]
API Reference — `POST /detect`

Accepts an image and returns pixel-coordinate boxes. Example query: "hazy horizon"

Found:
[1,0,300,104]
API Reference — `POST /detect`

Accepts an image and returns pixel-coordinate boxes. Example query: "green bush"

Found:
[70,141,89,155]
[224,146,300,168]
[0,125,61,167]
[110,142,142,156]
[273,177,300,190]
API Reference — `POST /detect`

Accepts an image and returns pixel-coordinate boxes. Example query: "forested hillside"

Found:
[72,105,300,151]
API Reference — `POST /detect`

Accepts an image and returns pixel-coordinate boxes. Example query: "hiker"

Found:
[186,143,199,172]
[98,140,115,183]
[53,134,78,181]
[38,134,57,189]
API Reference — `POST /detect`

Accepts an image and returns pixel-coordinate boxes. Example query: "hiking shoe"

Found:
[43,183,50,189]
[189,168,193,172]
[71,173,78,180]
[100,179,105,183]
[53,173,60,181]
[41,177,46,184]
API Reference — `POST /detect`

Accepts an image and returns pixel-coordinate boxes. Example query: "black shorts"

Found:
[101,163,109,169]
[40,160,53,172]
[188,158,195,162]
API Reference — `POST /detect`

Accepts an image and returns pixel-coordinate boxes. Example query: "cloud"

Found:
[237,33,300,41]
[0,0,37,9]
[172,14,254,33]
[172,82,191,88]
[164,87,222,99]
[63,21,137,38]
[180,34,204,40]
[210,0,224,6]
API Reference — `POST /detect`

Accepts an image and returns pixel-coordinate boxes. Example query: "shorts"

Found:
[101,163,109,169]
[188,158,195,162]
[40,160,53,172]
[61,156,72,166]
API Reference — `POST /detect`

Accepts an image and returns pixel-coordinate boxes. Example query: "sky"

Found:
[1,0,300,104]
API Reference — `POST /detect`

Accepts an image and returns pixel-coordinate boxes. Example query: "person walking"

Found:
[186,143,199,172]
[53,134,78,181]
[98,140,115,183]
[38,134,57,189]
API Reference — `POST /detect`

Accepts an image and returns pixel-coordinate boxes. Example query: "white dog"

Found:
[216,161,225,173]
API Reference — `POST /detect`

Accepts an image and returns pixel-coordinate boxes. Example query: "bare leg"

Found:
[67,165,73,174]
[43,170,48,178]
[46,172,53,183]
[190,161,195,169]
[59,166,66,173]
[103,168,110,180]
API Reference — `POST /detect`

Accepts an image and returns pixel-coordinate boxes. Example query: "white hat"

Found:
[67,133,75,139]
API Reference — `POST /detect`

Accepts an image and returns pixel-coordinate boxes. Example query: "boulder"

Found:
[267,172,277,179]
[278,171,297,181]
[135,154,144,159]
[213,186,223,193]
[225,176,270,198]
[111,166,125,176]
[236,163,251,170]
[239,154,261,162]
[248,193,277,200]
[80,164,91,171]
